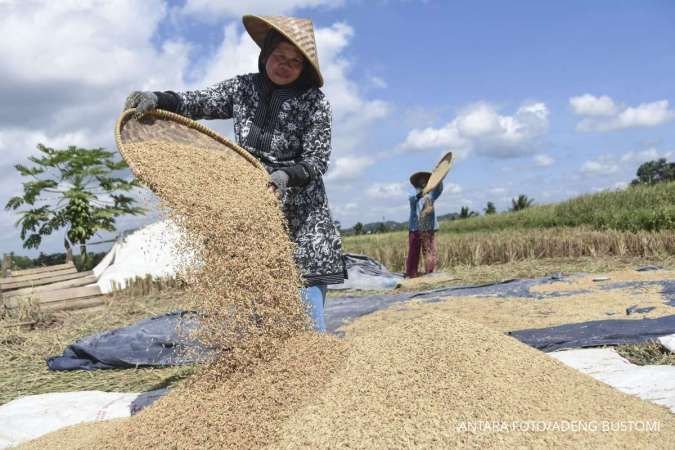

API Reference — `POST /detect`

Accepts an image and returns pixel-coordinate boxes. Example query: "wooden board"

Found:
[2,285,102,308]
[0,271,94,291]
[40,296,105,313]
[8,262,75,277]
[2,267,78,284]
[2,275,98,299]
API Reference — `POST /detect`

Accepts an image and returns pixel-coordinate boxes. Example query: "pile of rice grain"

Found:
[24,307,675,449]
[122,140,312,374]
[20,138,675,448]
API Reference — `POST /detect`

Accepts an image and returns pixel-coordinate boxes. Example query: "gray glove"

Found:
[269,170,289,198]
[124,91,158,117]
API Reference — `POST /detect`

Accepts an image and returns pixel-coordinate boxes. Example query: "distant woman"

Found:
[124,15,346,332]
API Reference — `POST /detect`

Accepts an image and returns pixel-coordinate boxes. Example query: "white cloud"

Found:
[443,182,463,195]
[489,187,506,195]
[1,1,188,88]
[368,75,388,89]
[400,125,469,156]
[570,94,675,131]
[180,0,344,22]
[0,2,392,253]
[534,154,555,167]
[579,146,673,180]
[580,158,620,176]
[325,156,374,181]
[315,23,391,152]
[366,182,408,200]
[0,1,191,137]
[569,94,617,116]
[620,148,674,164]
[400,101,549,159]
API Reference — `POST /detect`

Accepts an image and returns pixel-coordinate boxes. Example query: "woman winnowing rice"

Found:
[124,15,346,332]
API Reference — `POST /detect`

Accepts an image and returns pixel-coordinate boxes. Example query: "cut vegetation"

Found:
[344,182,675,271]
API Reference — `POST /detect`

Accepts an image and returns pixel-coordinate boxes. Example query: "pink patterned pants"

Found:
[405,230,437,278]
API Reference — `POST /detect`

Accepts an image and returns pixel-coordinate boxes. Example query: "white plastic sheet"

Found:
[0,391,139,449]
[93,220,199,293]
[550,348,675,413]
[658,334,675,353]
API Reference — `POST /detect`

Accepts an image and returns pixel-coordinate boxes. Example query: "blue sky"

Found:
[1,0,674,256]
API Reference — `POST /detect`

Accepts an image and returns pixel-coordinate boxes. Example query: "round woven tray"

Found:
[423,151,453,195]
[114,109,265,176]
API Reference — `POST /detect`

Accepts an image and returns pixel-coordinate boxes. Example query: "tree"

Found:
[353,222,364,235]
[5,144,145,260]
[459,206,478,219]
[375,222,389,233]
[333,220,341,232]
[630,158,675,186]
[484,201,496,215]
[510,194,534,211]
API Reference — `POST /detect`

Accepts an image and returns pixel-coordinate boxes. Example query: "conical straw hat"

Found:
[409,172,431,189]
[243,14,324,87]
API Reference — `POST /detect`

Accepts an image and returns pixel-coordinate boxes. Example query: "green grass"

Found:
[439,182,675,234]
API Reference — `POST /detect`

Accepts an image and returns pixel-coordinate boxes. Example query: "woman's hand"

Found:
[124,91,158,118]
[268,170,289,198]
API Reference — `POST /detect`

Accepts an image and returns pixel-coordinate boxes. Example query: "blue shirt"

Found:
[408,182,444,231]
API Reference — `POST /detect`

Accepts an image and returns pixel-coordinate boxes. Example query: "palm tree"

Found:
[510,194,534,211]
[484,201,496,215]
[459,206,479,219]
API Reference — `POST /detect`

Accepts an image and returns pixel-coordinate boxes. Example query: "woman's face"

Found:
[265,41,304,85]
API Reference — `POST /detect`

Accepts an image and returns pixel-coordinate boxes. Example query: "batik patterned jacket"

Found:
[169,73,346,286]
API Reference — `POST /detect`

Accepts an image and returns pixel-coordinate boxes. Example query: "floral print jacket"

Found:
[171,73,346,286]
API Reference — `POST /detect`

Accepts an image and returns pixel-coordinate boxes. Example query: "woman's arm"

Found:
[282,95,332,188]
[171,77,241,120]
[429,181,444,201]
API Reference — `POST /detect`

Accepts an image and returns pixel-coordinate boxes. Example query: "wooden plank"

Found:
[1,255,10,278]
[0,271,94,291]
[2,267,78,284]
[2,285,102,308]
[9,262,75,277]
[2,275,98,299]
[38,285,102,304]
[0,320,36,329]
[40,296,105,313]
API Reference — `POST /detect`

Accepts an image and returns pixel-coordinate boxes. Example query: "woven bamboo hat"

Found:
[243,14,324,87]
[409,172,431,189]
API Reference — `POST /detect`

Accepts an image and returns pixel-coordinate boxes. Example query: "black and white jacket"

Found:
[158,73,346,286]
